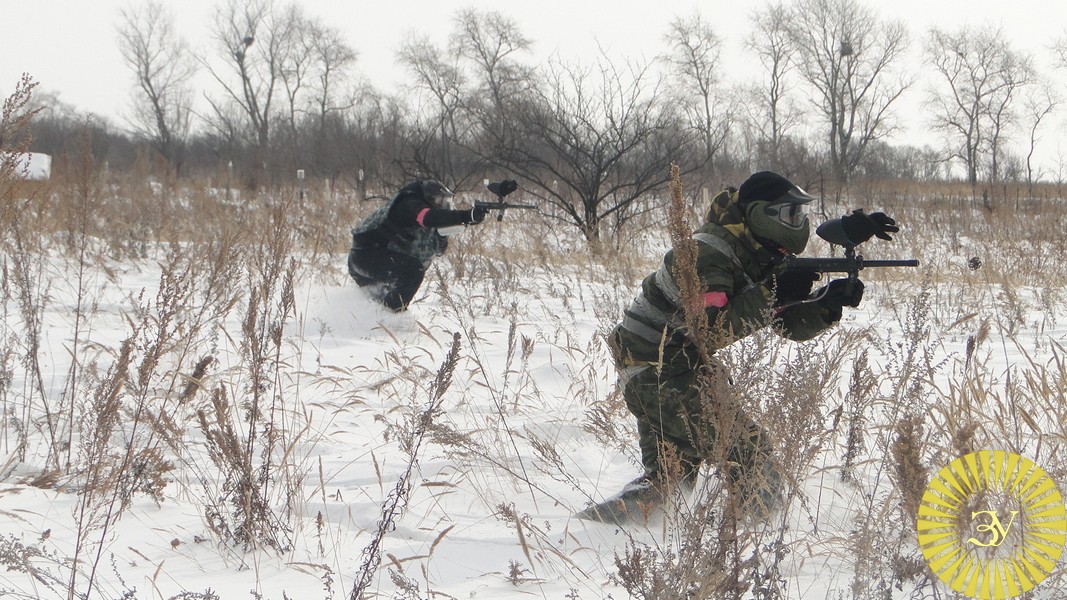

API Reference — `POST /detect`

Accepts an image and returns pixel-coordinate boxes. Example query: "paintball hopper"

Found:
[815,218,854,247]
[476,179,534,221]
[488,179,518,198]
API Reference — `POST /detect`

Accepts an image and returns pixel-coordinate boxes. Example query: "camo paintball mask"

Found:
[738,171,814,254]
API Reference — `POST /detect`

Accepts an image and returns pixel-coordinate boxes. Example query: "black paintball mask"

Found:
[420,179,455,208]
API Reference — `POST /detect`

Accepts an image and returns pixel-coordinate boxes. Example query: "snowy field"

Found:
[1,186,1065,599]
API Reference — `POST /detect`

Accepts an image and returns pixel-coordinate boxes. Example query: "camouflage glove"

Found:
[841,209,898,244]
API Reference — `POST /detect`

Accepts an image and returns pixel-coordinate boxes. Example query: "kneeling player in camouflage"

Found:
[578,171,898,523]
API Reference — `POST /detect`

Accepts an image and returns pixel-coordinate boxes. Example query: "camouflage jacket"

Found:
[350,185,448,266]
[614,193,833,367]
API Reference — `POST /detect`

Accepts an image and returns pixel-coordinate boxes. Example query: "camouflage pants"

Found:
[620,355,774,488]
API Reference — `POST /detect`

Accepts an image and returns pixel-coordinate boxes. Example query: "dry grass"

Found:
[4,81,1067,599]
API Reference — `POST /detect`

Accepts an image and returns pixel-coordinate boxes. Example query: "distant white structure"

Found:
[3,152,52,180]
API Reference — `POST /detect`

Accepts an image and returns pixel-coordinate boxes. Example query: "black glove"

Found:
[773,268,820,304]
[815,278,864,322]
[467,205,489,224]
[841,209,898,244]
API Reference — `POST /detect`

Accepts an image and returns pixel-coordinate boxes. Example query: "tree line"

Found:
[16,0,1067,241]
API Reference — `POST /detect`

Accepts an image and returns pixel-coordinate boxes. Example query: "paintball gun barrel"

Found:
[474,179,536,221]
[784,255,919,272]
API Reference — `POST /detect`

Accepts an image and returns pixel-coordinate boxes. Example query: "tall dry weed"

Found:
[348,332,462,600]
[0,74,40,228]
[68,247,199,598]
[189,197,306,553]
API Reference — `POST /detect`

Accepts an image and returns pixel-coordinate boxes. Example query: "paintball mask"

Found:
[738,171,814,254]
[421,180,455,209]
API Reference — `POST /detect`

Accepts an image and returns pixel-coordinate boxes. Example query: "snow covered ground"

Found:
[1,195,1065,599]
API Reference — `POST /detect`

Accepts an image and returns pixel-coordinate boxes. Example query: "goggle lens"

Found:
[764,202,807,228]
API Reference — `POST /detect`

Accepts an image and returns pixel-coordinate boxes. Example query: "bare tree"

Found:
[305,21,358,177]
[450,8,536,190]
[328,87,401,193]
[746,1,803,170]
[1020,80,1058,193]
[662,13,730,170]
[786,0,910,186]
[393,8,534,189]
[307,22,357,133]
[396,33,474,185]
[503,54,695,244]
[985,62,1035,186]
[451,8,533,139]
[116,1,197,175]
[203,0,302,182]
[1054,35,1067,69]
[276,4,313,136]
[924,25,1034,186]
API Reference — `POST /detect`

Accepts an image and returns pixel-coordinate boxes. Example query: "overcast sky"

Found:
[3,0,1067,170]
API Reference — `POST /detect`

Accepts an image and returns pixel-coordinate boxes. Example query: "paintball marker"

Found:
[474,179,536,221]
[783,215,919,289]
